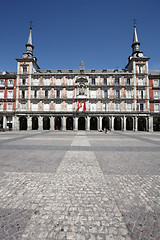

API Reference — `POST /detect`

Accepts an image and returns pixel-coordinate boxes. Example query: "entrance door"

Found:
[32,116,38,130]
[78,117,85,130]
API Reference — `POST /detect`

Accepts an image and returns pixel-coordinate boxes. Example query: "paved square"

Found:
[0,131,160,240]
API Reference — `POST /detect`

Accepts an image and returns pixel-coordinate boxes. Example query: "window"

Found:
[8,79,14,86]
[104,78,107,85]
[126,78,130,85]
[154,104,160,112]
[23,66,27,73]
[22,90,25,98]
[104,90,108,98]
[7,103,12,111]
[35,90,37,98]
[115,90,120,98]
[153,79,159,87]
[127,103,132,111]
[0,79,5,86]
[154,91,159,99]
[126,90,132,98]
[140,104,144,111]
[138,65,143,74]
[91,78,95,85]
[115,78,119,85]
[57,90,60,98]
[33,78,39,86]
[141,91,144,99]
[138,78,144,86]
[45,90,48,98]
[115,103,120,111]
[22,79,26,85]
[0,103,3,110]
[21,103,26,111]
[0,91,4,98]
[7,91,13,98]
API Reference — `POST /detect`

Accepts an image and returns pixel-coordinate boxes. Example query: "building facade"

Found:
[0,25,160,131]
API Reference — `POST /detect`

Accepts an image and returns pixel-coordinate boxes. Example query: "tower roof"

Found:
[25,26,34,58]
[131,24,140,55]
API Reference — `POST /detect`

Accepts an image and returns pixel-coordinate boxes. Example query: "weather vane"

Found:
[30,21,33,29]
[133,19,137,26]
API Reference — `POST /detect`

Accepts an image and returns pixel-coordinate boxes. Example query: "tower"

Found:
[126,24,150,114]
[16,25,40,115]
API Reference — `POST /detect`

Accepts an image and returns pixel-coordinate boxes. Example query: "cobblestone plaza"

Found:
[0,131,160,239]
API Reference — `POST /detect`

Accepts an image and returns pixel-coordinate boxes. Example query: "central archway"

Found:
[90,117,97,130]
[43,117,50,130]
[78,117,85,130]
[19,116,27,130]
[66,117,73,130]
[32,116,38,130]
[126,117,133,131]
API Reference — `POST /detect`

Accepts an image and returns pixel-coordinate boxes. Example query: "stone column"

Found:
[62,116,66,131]
[27,116,32,130]
[86,116,90,130]
[99,116,102,131]
[121,117,124,131]
[74,117,78,130]
[50,116,55,130]
[149,116,153,132]
[123,116,126,131]
[38,116,43,130]
[109,117,111,130]
[134,116,138,131]
[111,116,114,131]
[146,117,149,131]
[3,116,7,129]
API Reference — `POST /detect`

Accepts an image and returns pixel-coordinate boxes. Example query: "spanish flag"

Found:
[77,101,82,111]
[83,101,86,112]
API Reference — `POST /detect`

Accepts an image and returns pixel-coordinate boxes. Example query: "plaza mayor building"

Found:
[0,25,160,131]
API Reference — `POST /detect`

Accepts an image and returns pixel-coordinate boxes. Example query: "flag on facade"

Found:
[77,101,82,111]
[83,101,86,112]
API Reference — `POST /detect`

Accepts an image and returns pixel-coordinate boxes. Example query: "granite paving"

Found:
[0,130,159,240]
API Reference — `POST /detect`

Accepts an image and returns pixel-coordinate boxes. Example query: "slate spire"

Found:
[25,25,34,58]
[131,24,140,55]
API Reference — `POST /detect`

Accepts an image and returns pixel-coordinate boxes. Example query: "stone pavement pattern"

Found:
[0,131,160,240]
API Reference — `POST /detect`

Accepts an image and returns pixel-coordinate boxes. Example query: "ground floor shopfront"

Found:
[0,112,157,132]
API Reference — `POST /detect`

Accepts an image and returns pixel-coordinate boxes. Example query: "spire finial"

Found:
[133,18,136,27]
[30,21,33,29]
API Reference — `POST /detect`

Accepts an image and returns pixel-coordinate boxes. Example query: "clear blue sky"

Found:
[0,0,160,71]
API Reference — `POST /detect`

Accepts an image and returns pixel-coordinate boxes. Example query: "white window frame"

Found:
[0,90,4,98]
[7,90,13,99]
[153,79,159,87]
[7,103,13,111]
